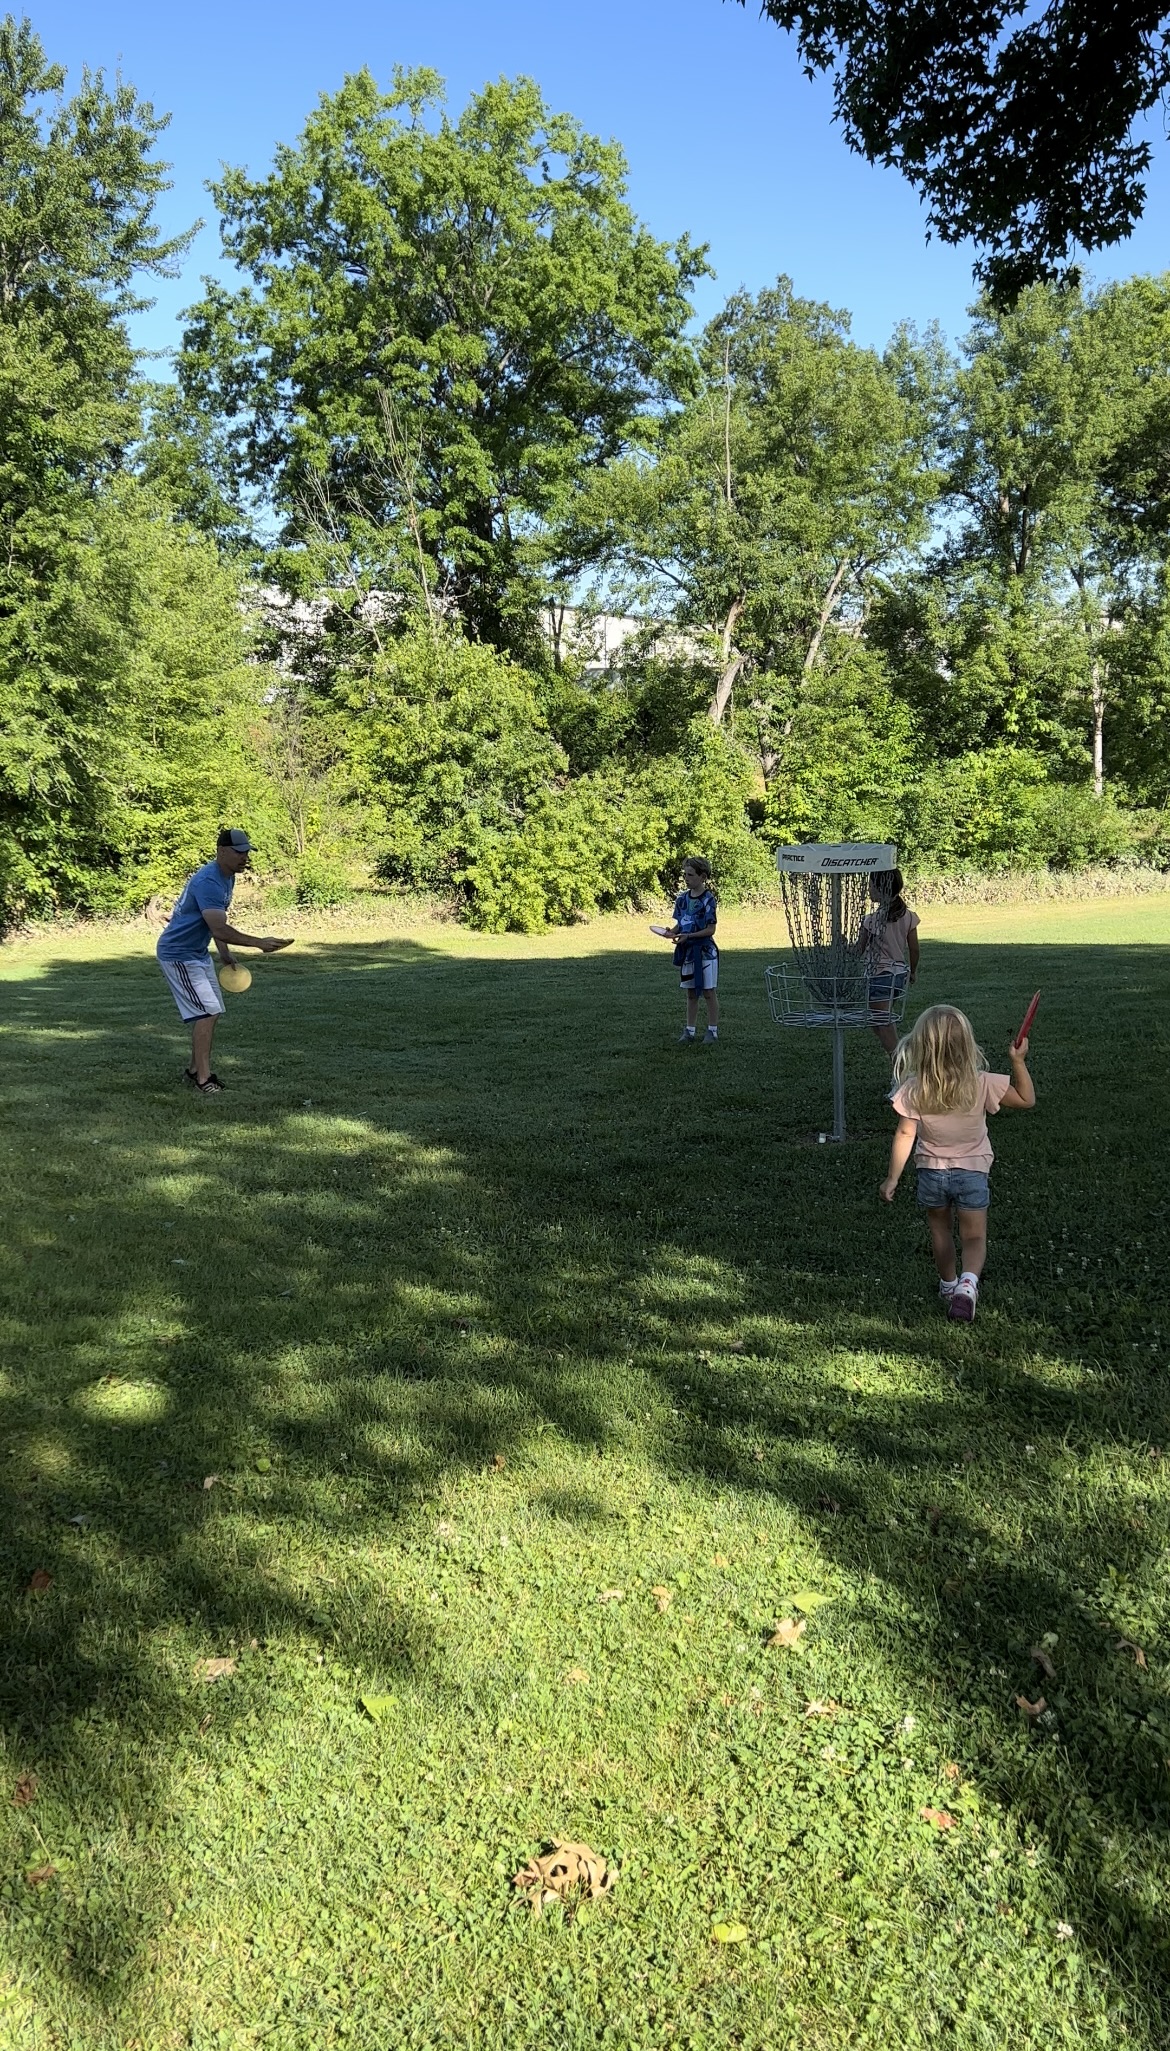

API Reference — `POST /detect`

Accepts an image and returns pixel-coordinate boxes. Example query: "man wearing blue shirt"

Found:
[157,829,293,1094]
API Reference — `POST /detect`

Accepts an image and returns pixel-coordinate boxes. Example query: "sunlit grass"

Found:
[1,898,1168,2048]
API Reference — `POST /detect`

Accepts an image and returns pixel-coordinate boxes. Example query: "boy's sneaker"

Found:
[702,1028,719,1044]
[678,1029,696,1043]
[948,1278,978,1322]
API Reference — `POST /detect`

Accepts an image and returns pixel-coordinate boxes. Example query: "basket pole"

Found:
[831,1022,846,1141]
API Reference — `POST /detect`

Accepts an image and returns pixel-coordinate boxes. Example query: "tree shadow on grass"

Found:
[1,925,1168,2029]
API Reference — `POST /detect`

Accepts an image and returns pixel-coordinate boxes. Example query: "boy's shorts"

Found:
[158,957,226,1022]
[679,955,718,992]
[916,1168,990,1210]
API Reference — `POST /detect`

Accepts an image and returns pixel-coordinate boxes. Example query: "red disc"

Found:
[1014,990,1040,1047]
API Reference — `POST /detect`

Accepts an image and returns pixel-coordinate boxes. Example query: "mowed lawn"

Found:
[2,896,1169,2050]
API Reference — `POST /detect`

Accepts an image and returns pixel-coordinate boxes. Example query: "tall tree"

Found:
[0,15,203,917]
[738,0,1170,297]
[572,279,940,774]
[180,67,704,653]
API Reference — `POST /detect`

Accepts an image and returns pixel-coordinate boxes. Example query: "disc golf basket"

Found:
[765,842,907,1142]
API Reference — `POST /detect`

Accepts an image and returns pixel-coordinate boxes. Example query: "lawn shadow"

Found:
[1,922,1168,2024]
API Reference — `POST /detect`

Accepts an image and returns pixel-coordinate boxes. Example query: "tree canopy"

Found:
[740,0,1170,298]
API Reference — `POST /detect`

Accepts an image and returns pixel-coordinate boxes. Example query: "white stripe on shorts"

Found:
[158,956,226,1022]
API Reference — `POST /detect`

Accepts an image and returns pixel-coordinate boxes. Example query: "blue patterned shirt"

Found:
[672,889,718,961]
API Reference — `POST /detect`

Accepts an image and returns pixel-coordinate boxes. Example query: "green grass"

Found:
[1,897,1168,2050]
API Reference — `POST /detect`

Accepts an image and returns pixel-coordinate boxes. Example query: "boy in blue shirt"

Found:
[662,857,720,1044]
[156,829,293,1092]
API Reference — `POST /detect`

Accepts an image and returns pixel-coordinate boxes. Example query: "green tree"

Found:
[0,15,208,919]
[740,0,1170,297]
[573,280,940,790]
[180,67,704,652]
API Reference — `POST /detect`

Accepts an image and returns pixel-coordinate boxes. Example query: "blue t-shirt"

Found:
[157,861,234,962]
[672,889,718,960]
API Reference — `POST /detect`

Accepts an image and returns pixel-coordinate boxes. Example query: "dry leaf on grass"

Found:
[1115,1637,1148,1670]
[1015,1693,1047,1720]
[765,1618,806,1650]
[1030,1644,1057,1680]
[804,1699,841,1718]
[941,1761,961,1783]
[712,1552,729,1568]
[512,1839,615,1917]
[651,1586,673,1614]
[197,1712,213,1736]
[729,1339,746,1353]
[196,1657,236,1683]
[202,1475,218,1492]
[27,1568,52,1594]
[25,1864,56,1886]
[598,1588,624,1605]
[920,1807,957,1830]
[12,1773,37,1808]
[564,1667,590,1685]
[490,1453,506,1471]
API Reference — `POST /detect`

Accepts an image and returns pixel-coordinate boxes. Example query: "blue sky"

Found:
[29,0,1170,365]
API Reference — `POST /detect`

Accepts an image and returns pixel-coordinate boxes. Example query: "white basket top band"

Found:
[775,842,897,875]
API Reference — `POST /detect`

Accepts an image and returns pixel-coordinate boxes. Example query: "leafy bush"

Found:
[898,748,1137,870]
[338,631,566,892]
[295,855,352,909]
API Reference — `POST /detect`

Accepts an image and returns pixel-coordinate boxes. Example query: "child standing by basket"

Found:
[879,1005,1035,1322]
[858,867,919,1056]
[662,857,719,1043]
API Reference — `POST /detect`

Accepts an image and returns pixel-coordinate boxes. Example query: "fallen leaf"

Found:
[817,1493,842,1515]
[490,1452,506,1471]
[27,1568,52,1593]
[651,1585,673,1614]
[25,1864,56,1887]
[941,1761,961,1782]
[513,1839,614,1916]
[359,1693,397,1722]
[564,1666,590,1685]
[1016,1693,1047,1720]
[790,1590,831,1614]
[1115,1637,1148,1669]
[197,1657,236,1683]
[202,1475,218,1492]
[765,1617,806,1650]
[712,1552,729,1568]
[598,1588,624,1604]
[253,1456,271,1474]
[712,1920,749,1943]
[67,1513,91,1530]
[197,1712,213,1736]
[729,1339,746,1353]
[804,1699,841,1718]
[1030,1644,1057,1680]
[920,1806,957,1831]
[12,1772,37,1808]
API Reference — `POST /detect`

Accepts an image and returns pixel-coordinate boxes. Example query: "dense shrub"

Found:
[898,748,1138,870]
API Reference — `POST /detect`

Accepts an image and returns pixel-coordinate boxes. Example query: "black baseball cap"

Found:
[217,828,254,852]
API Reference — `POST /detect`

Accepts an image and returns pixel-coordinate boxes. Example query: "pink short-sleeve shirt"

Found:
[891,1070,1012,1172]
[862,907,920,973]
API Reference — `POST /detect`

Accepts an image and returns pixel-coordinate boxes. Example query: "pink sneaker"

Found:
[948,1279,978,1322]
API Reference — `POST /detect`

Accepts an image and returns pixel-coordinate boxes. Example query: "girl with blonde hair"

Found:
[880,1004,1035,1322]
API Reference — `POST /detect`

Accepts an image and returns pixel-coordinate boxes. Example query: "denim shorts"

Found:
[868,967,909,1008]
[916,1167,990,1211]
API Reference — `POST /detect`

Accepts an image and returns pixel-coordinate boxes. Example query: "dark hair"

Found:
[682,855,712,884]
[871,867,907,921]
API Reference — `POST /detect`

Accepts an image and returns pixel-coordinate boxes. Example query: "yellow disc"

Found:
[217,963,252,994]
